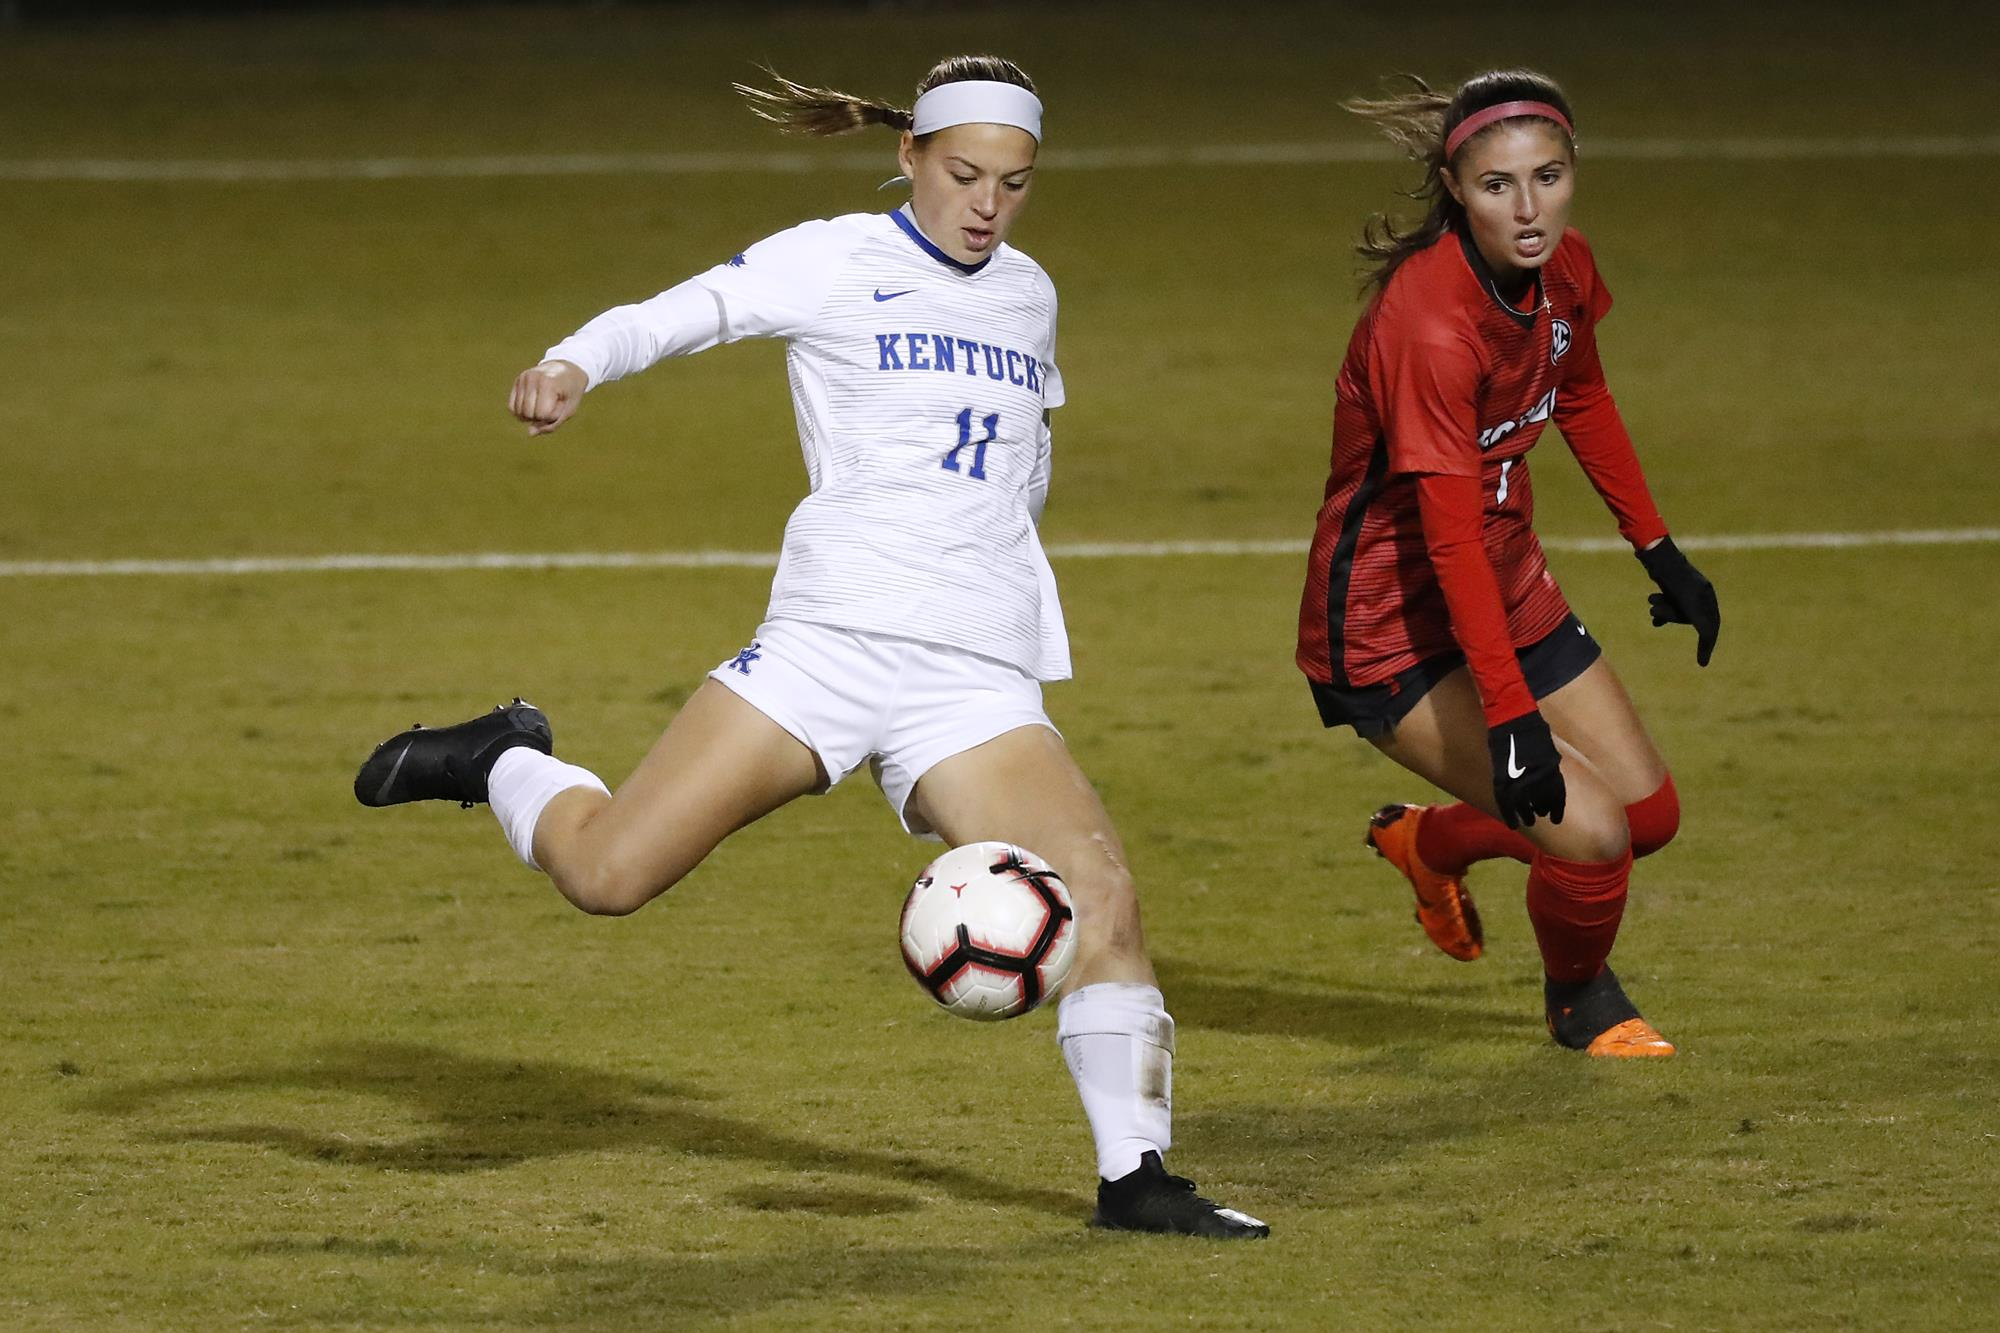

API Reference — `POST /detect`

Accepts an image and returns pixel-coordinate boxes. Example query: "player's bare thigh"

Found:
[1535,656,1668,805]
[908,724,1155,991]
[1368,666,1630,863]
[534,679,824,915]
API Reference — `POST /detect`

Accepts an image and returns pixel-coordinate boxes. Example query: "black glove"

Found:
[1637,535,1720,667]
[1488,711,1565,829]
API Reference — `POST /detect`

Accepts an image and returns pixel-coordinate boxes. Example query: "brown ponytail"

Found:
[732,70,913,137]
[1348,69,1576,292]
[735,54,1036,139]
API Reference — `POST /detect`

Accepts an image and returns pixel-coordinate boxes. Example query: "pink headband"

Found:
[1443,100,1574,159]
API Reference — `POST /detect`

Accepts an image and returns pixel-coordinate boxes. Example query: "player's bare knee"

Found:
[1561,809,1630,864]
[561,855,674,917]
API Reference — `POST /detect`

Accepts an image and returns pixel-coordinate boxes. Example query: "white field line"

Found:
[2,528,1994,580]
[6,136,2000,183]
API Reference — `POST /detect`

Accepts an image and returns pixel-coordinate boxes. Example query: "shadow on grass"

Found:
[234,1233,1085,1327]
[724,1183,923,1216]
[1156,957,1530,1045]
[82,1041,1084,1218]
[1152,958,1660,1200]
[1176,1070,1590,1194]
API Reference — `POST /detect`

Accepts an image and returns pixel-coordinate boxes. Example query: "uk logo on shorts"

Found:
[727,642,762,675]
[1550,318,1573,365]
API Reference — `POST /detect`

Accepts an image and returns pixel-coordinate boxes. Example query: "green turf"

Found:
[4,4,1999,1329]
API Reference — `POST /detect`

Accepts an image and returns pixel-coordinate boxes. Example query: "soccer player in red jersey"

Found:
[1295,70,1721,1057]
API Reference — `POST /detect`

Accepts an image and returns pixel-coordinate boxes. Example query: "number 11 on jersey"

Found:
[944,408,998,481]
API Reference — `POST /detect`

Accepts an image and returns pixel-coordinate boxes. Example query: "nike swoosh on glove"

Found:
[1636,535,1721,667]
[1488,710,1565,829]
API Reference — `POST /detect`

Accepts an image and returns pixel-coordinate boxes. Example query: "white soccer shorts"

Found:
[708,617,1057,835]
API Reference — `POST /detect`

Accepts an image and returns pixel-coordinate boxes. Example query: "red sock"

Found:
[1418,772,1680,874]
[1525,849,1632,983]
[1627,774,1680,859]
[1415,802,1535,876]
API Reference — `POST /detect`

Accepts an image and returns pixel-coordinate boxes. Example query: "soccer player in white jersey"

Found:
[353,55,1267,1240]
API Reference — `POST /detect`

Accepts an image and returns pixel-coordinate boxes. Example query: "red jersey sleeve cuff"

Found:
[1626,515,1671,550]
[1479,681,1540,728]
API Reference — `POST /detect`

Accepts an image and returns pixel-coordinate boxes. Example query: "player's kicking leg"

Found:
[353,681,821,915]
[355,698,553,808]
[909,725,1270,1239]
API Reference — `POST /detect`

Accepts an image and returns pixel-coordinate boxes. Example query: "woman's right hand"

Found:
[1487,710,1566,829]
[509,360,587,436]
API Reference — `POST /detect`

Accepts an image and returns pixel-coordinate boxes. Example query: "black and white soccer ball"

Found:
[900,842,1077,1020]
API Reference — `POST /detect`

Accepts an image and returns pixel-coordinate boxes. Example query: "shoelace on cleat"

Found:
[1163,1173,1229,1213]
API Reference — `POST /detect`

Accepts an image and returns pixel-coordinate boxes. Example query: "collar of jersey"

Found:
[1456,227,1542,330]
[891,205,992,275]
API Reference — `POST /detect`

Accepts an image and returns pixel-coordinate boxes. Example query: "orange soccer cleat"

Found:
[1584,1018,1677,1059]
[1545,968,1676,1058]
[1365,804,1484,962]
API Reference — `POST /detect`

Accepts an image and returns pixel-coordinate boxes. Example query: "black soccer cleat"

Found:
[353,699,552,809]
[1090,1151,1270,1239]
[1545,965,1675,1057]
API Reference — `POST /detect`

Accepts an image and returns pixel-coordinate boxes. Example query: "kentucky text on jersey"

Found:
[874,332,1044,390]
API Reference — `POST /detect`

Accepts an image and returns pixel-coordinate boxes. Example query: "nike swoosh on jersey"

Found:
[872,288,916,302]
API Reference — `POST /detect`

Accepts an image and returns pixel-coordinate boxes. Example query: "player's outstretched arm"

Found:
[509,359,588,437]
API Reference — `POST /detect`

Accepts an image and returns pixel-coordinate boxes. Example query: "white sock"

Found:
[487,746,609,871]
[1057,982,1174,1181]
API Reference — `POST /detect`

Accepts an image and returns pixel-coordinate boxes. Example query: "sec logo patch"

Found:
[1550,318,1573,365]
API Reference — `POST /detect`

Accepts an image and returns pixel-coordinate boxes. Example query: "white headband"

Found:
[910,80,1044,142]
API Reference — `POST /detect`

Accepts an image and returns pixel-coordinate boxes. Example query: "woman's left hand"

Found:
[1636,536,1720,667]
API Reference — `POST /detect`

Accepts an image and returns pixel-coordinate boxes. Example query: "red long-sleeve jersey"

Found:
[1296,226,1668,725]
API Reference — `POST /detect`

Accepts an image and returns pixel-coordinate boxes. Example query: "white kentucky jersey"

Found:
[544,206,1071,680]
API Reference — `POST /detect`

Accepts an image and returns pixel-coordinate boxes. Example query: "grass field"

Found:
[4,3,1998,1329]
